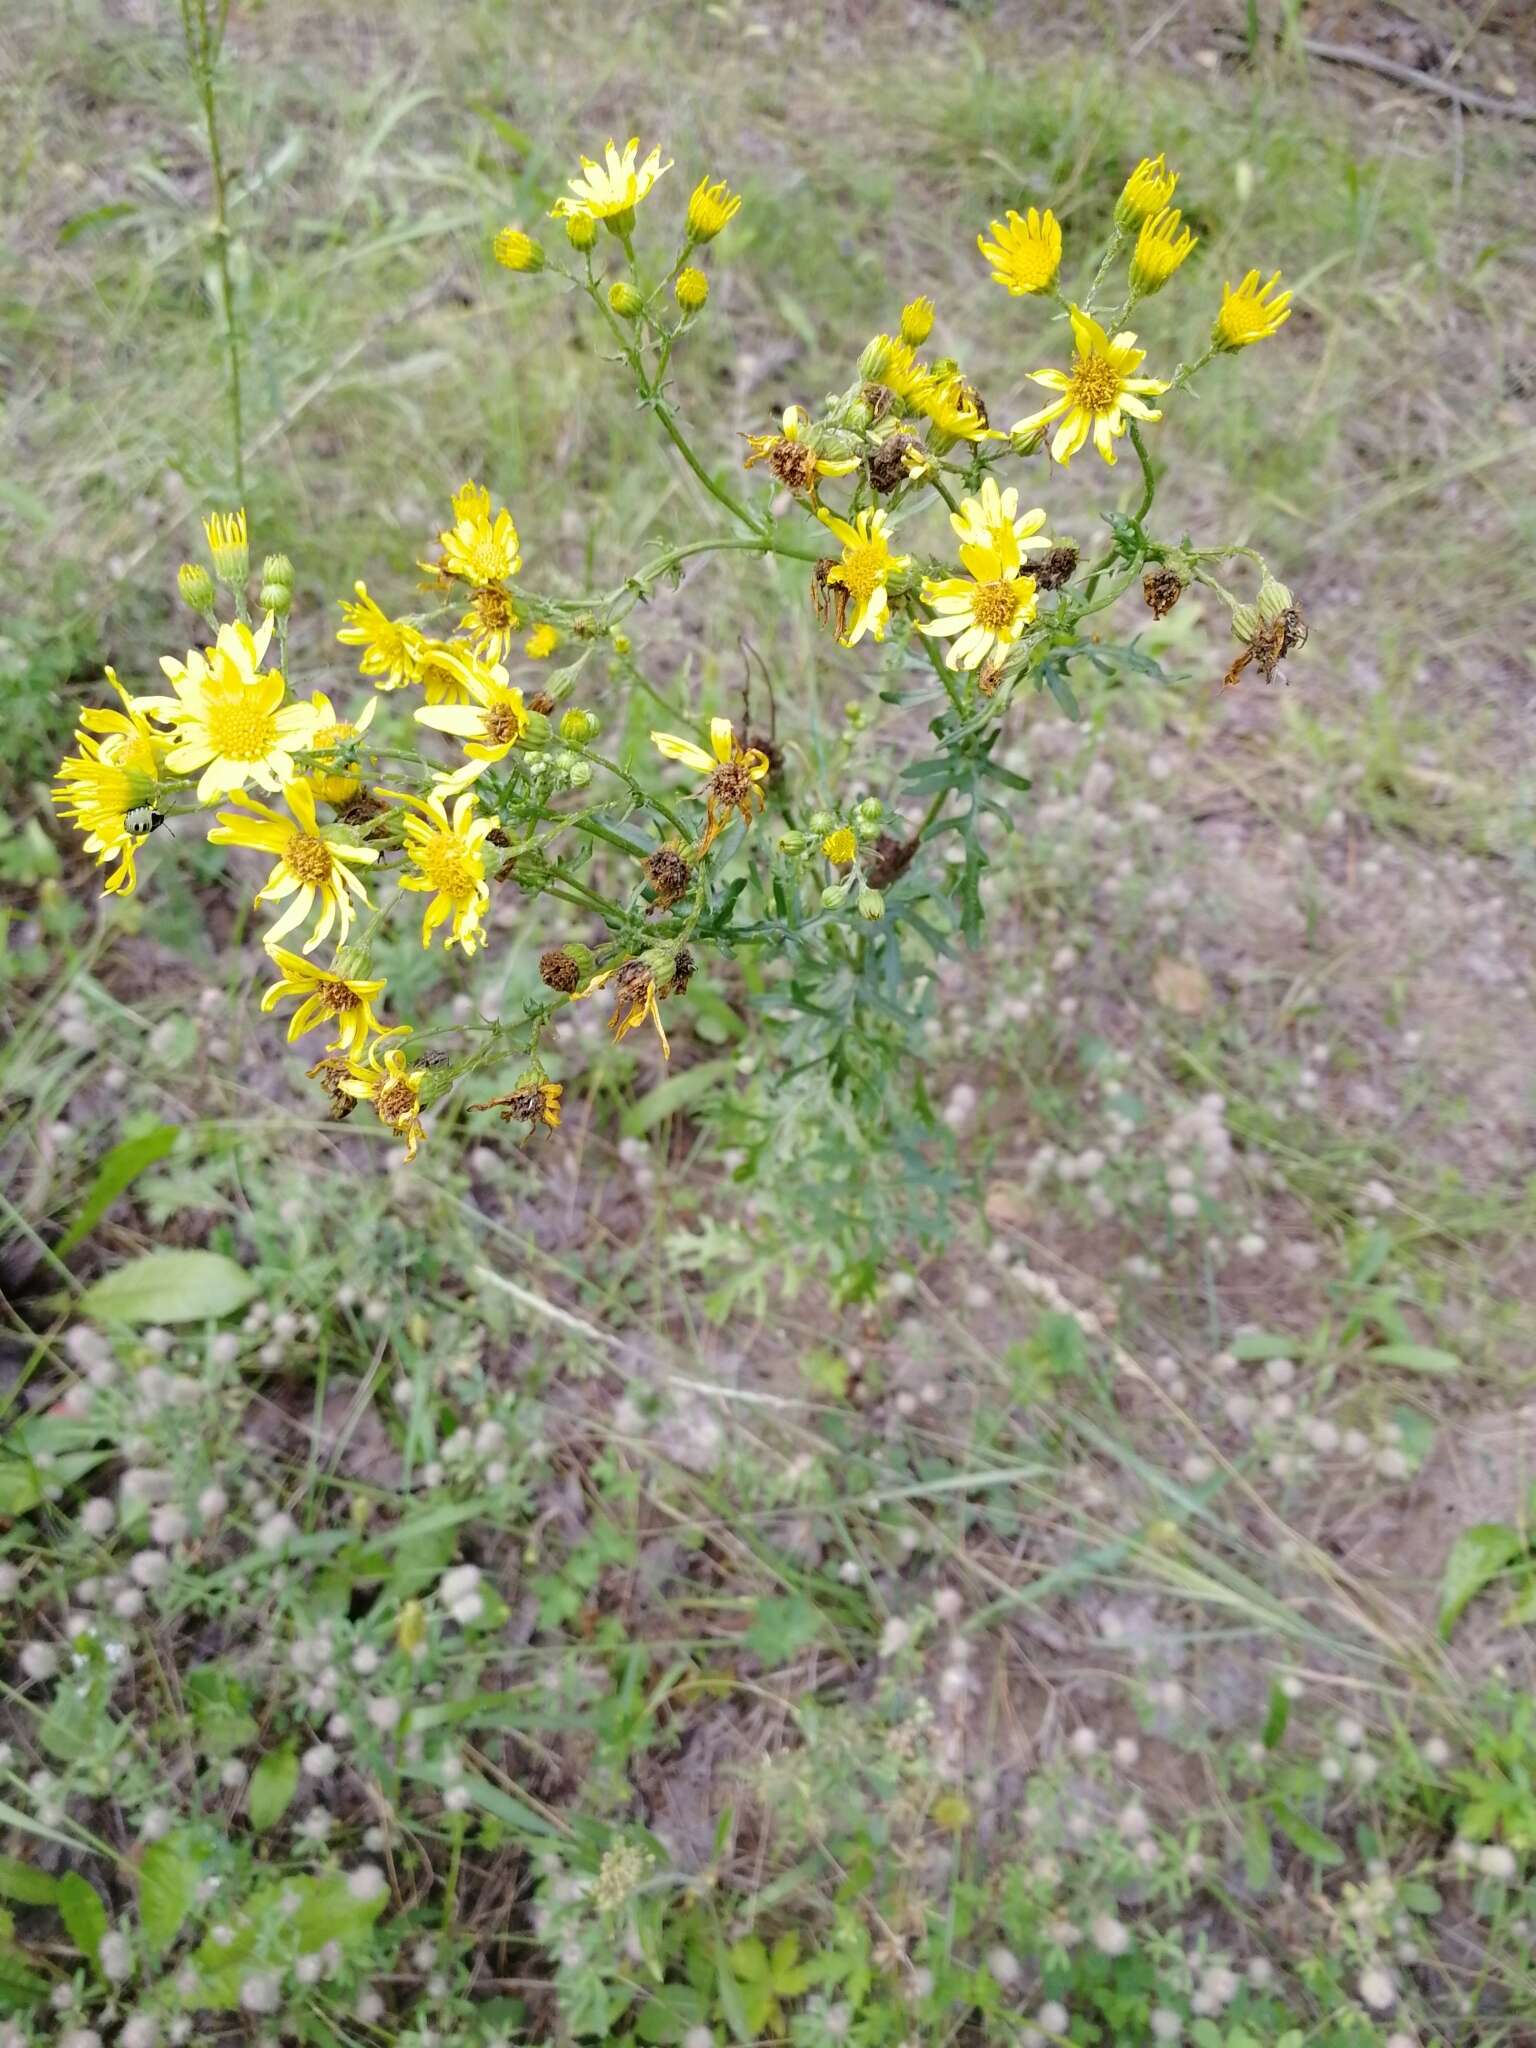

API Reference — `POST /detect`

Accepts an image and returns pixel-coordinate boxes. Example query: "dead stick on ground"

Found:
[1216,32,1536,122]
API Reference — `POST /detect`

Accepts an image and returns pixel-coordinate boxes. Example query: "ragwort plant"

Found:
[51,137,1304,1262]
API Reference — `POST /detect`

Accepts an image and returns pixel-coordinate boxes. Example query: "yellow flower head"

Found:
[334,1042,429,1162]
[742,405,859,493]
[493,226,545,273]
[260,948,396,1058]
[524,623,560,660]
[1011,304,1169,468]
[140,616,321,803]
[1116,153,1178,228]
[456,587,521,665]
[426,481,522,590]
[977,208,1062,297]
[650,717,771,855]
[821,826,857,866]
[816,506,912,647]
[306,690,379,806]
[388,782,495,954]
[52,673,170,897]
[1130,207,1197,296]
[686,175,740,243]
[900,295,935,345]
[863,335,930,408]
[948,478,1050,570]
[209,778,378,954]
[910,369,1000,447]
[574,954,687,1062]
[1214,268,1293,350]
[550,137,671,228]
[337,581,427,690]
[203,507,249,585]
[415,656,529,784]
[919,544,1039,672]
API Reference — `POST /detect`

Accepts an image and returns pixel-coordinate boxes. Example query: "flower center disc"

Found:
[284,833,334,885]
[1070,355,1121,415]
[205,693,279,762]
[972,580,1022,633]
[420,832,477,899]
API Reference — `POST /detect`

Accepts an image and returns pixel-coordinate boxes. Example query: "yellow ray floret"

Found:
[948,478,1050,570]
[550,137,671,223]
[1214,268,1293,350]
[1010,304,1168,468]
[209,779,378,954]
[977,207,1062,297]
[139,616,321,803]
[1130,207,1197,296]
[919,543,1039,672]
[260,950,397,1058]
[1116,153,1178,228]
[415,656,529,785]
[387,783,496,954]
[650,717,770,854]
[337,582,426,690]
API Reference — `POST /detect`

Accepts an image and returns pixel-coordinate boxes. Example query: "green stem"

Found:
[180,0,243,494]
[649,397,762,531]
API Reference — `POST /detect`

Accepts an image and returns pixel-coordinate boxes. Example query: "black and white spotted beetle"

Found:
[123,806,166,839]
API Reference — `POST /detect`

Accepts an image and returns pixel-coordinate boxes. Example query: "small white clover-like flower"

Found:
[1357,1965,1395,2010]
[346,1863,387,1902]
[1477,1843,1518,1881]
[19,1643,59,1682]
[238,1970,281,2013]
[1091,1914,1130,1956]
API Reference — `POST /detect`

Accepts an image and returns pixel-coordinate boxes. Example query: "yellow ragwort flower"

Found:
[821,826,857,866]
[458,587,522,665]
[209,779,378,954]
[493,226,545,273]
[650,717,771,855]
[1130,207,1196,296]
[742,405,859,493]
[977,207,1062,297]
[524,623,560,660]
[686,175,740,243]
[260,949,396,1058]
[1011,304,1169,467]
[203,507,249,585]
[415,656,529,784]
[389,782,495,954]
[900,296,935,345]
[919,543,1039,672]
[336,581,427,691]
[333,1042,429,1162]
[306,690,379,806]
[550,137,671,227]
[51,671,171,897]
[1214,268,1293,350]
[415,639,477,708]
[864,335,930,408]
[140,616,320,803]
[1116,153,1178,228]
[427,481,522,589]
[947,478,1050,566]
[910,369,999,446]
[817,506,912,647]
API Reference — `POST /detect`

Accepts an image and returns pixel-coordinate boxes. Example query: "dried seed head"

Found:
[671,946,697,994]
[526,691,557,716]
[861,381,895,422]
[866,833,919,892]
[867,432,919,494]
[768,436,819,493]
[1033,544,1079,592]
[539,948,582,994]
[643,846,692,906]
[1142,566,1185,618]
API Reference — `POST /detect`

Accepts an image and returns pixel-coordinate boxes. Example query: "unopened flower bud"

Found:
[858,888,886,921]
[776,831,808,857]
[807,810,836,836]
[608,281,643,320]
[565,213,598,252]
[261,552,294,592]
[1256,575,1293,623]
[899,295,935,345]
[395,1600,426,1655]
[855,797,885,827]
[177,562,216,614]
[674,267,709,313]
[203,508,248,587]
[559,708,599,745]
[493,226,545,274]
[820,882,851,911]
[1230,602,1259,644]
[259,581,292,618]
[857,334,893,381]
[686,177,741,244]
